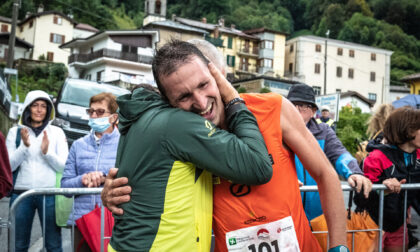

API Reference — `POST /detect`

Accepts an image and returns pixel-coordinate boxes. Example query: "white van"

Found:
[53,78,129,146]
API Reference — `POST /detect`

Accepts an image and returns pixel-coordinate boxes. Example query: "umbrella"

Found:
[75,205,114,252]
[392,94,420,109]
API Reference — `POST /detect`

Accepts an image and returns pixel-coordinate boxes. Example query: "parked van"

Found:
[53,78,130,145]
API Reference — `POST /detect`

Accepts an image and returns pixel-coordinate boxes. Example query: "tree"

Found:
[336,106,370,155]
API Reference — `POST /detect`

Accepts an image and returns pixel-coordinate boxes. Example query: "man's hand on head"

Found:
[208,62,239,104]
[347,174,372,198]
[101,167,132,215]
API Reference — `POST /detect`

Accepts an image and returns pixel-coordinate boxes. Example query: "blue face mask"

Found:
[88,116,111,133]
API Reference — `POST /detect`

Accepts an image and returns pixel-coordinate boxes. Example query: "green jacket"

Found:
[110,88,272,251]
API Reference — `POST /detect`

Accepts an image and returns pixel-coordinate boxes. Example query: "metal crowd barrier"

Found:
[7,184,420,252]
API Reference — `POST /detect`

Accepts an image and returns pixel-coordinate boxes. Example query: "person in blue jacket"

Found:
[61,92,120,251]
[287,84,372,221]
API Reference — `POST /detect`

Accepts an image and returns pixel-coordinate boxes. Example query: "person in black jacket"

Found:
[361,106,420,251]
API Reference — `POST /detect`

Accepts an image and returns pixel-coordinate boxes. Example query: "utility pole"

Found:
[323,29,329,95]
[7,0,20,69]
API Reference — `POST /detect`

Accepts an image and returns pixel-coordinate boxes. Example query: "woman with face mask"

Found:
[61,92,119,252]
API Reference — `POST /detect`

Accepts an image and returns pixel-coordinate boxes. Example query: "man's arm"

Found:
[322,124,372,198]
[281,98,347,248]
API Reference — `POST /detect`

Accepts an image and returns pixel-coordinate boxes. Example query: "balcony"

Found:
[236,64,258,74]
[68,49,153,65]
[205,34,224,48]
[237,47,259,57]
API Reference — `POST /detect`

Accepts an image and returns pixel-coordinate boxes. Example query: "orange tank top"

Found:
[213,93,321,252]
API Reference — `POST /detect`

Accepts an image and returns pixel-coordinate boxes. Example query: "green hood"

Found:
[116,87,168,135]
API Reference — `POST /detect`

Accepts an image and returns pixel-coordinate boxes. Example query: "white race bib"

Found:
[225,216,300,252]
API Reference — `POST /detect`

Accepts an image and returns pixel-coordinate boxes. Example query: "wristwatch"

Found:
[328,245,349,252]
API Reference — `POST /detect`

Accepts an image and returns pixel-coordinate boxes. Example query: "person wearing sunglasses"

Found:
[61,92,120,251]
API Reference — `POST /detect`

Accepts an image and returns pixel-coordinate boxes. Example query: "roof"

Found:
[243,27,289,36]
[19,11,77,26]
[60,29,159,48]
[144,20,208,34]
[0,33,33,49]
[175,17,258,40]
[287,35,393,55]
[340,90,375,107]
[400,73,420,82]
[390,85,410,93]
[0,15,13,23]
[232,75,301,85]
[75,23,99,33]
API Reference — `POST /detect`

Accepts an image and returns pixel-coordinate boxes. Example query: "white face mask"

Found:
[88,116,111,133]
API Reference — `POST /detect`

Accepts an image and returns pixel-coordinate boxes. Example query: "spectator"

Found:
[0,131,12,198]
[61,92,119,252]
[316,105,336,131]
[6,90,68,252]
[287,84,372,221]
[362,106,420,251]
[366,103,394,144]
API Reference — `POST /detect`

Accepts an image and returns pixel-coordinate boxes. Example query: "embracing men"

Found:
[103,40,349,252]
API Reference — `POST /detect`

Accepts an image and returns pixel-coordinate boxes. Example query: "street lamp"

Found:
[324,30,330,95]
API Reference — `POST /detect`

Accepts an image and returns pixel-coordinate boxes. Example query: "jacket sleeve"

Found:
[362,150,388,183]
[61,141,84,188]
[43,127,69,173]
[163,103,272,185]
[5,126,29,172]
[322,125,362,179]
[0,132,12,198]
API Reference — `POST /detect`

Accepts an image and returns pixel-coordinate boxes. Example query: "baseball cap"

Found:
[287,83,318,110]
[321,105,330,112]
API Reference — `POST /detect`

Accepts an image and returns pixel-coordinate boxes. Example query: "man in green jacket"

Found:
[108,40,273,252]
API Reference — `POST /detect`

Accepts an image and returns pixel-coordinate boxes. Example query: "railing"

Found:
[238,47,259,56]
[68,49,154,65]
[5,184,420,252]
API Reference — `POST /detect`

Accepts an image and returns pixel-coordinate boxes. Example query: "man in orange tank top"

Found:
[101,40,350,252]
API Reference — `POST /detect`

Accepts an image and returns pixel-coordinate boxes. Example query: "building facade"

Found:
[401,73,420,95]
[285,35,393,106]
[61,30,158,88]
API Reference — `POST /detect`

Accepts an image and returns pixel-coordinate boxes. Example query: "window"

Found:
[1,24,8,32]
[227,37,233,49]
[368,93,377,101]
[97,71,104,82]
[337,48,343,56]
[226,55,235,67]
[260,40,273,50]
[50,33,65,44]
[85,74,91,80]
[289,63,293,73]
[47,52,54,61]
[29,21,33,28]
[241,57,249,71]
[314,63,321,74]
[53,16,62,25]
[370,72,376,82]
[155,0,161,14]
[262,58,273,68]
[371,53,376,61]
[348,68,354,79]
[313,86,321,95]
[349,50,355,58]
[290,44,294,52]
[122,45,137,53]
[315,44,321,52]
[336,66,342,77]
[336,89,341,93]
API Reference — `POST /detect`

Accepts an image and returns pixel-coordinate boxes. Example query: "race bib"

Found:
[225,216,300,252]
